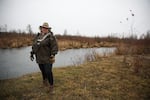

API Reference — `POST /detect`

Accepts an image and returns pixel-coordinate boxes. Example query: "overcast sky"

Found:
[0,0,150,37]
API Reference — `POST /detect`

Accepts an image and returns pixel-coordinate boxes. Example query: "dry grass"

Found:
[0,55,150,100]
[0,32,118,49]
[115,39,150,55]
[58,40,116,51]
[0,33,33,48]
[58,40,84,50]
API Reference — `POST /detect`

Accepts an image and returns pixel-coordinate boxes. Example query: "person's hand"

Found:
[30,51,34,61]
[30,55,34,61]
[50,55,55,64]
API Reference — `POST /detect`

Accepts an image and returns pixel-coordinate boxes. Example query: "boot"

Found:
[49,85,55,94]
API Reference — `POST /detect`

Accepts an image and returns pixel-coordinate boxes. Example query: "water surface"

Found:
[0,47,116,79]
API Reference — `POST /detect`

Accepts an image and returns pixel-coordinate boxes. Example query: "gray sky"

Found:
[0,0,150,37]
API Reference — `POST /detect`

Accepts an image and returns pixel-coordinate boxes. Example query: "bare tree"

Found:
[145,30,150,39]
[5,24,7,32]
[26,24,33,34]
[0,24,7,32]
[63,29,67,35]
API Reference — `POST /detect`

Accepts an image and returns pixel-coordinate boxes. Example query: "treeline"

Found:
[56,31,150,45]
[0,31,150,54]
[1,31,150,43]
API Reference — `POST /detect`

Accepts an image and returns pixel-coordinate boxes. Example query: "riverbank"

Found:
[0,55,149,99]
[0,33,33,48]
[0,32,118,49]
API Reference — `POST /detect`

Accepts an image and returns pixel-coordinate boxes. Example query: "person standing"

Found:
[30,22,58,93]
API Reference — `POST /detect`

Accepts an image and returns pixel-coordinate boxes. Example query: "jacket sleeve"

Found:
[50,35,59,55]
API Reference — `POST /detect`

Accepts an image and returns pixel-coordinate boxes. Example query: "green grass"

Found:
[0,55,150,100]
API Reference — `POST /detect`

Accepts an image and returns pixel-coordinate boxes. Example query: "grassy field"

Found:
[0,55,150,100]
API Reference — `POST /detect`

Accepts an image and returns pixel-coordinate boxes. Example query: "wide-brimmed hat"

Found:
[39,22,51,29]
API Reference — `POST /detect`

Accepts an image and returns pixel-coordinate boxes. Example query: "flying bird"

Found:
[131,13,134,16]
[129,10,135,16]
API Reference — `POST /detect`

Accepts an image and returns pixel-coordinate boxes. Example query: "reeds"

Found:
[0,32,34,48]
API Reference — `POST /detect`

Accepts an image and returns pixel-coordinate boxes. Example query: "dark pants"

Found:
[38,63,53,85]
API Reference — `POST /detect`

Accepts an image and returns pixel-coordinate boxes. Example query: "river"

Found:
[0,47,116,79]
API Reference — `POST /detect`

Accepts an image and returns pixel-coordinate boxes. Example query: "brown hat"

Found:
[39,22,51,29]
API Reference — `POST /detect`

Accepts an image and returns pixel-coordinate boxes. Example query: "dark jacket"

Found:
[31,32,58,64]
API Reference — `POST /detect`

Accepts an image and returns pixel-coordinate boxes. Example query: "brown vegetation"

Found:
[0,32,118,49]
[0,32,34,48]
[56,34,118,50]
[0,31,150,51]
[115,32,150,75]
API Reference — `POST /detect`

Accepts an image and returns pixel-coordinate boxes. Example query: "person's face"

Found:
[41,27,49,34]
